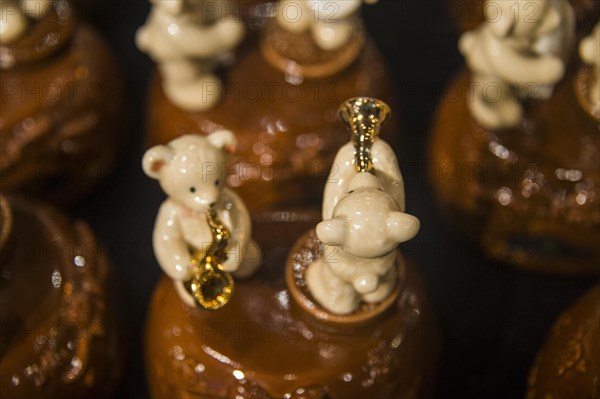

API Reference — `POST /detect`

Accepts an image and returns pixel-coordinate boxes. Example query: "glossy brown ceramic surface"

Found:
[0,1,124,204]
[145,210,437,399]
[145,32,399,210]
[526,284,600,399]
[429,63,600,275]
[0,194,121,399]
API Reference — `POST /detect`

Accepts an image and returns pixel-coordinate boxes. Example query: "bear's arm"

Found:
[153,200,192,281]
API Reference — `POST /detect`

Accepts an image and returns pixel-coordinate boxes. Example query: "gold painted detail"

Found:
[338,97,391,174]
[184,209,234,310]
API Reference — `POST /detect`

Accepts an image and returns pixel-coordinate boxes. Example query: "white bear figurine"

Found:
[580,23,600,107]
[459,0,575,129]
[136,0,245,111]
[306,172,420,315]
[143,131,261,307]
[276,0,378,51]
[0,0,53,44]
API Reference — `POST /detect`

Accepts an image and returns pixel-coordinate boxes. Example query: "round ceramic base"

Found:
[429,66,600,276]
[145,210,438,399]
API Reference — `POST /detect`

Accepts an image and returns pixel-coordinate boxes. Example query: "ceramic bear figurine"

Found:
[136,0,245,111]
[275,0,378,51]
[579,22,599,109]
[459,0,575,129]
[143,131,261,309]
[309,172,420,315]
[306,98,419,315]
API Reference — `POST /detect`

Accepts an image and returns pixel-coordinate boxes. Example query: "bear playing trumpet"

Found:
[306,97,420,315]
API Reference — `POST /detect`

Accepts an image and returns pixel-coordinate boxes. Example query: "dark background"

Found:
[68,1,598,398]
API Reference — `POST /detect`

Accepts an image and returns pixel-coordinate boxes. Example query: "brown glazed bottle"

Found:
[0,194,122,399]
[140,0,399,210]
[145,211,438,399]
[429,3,600,275]
[526,284,600,399]
[144,97,437,399]
[0,0,124,204]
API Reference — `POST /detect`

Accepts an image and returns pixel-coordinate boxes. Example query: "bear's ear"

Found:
[142,145,174,180]
[207,130,237,153]
[316,217,345,246]
[387,212,420,244]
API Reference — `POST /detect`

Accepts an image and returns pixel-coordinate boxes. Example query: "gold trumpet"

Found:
[184,208,234,310]
[338,97,391,173]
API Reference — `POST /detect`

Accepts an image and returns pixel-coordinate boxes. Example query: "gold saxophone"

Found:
[338,97,391,173]
[184,208,234,310]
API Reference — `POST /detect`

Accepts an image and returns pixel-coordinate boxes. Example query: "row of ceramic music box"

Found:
[0,1,124,398]
[136,0,600,276]
[139,0,600,396]
[1,0,598,398]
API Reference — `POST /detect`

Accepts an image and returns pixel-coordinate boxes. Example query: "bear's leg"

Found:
[362,267,397,304]
[306,260,360,315]
[469,75,522,129]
